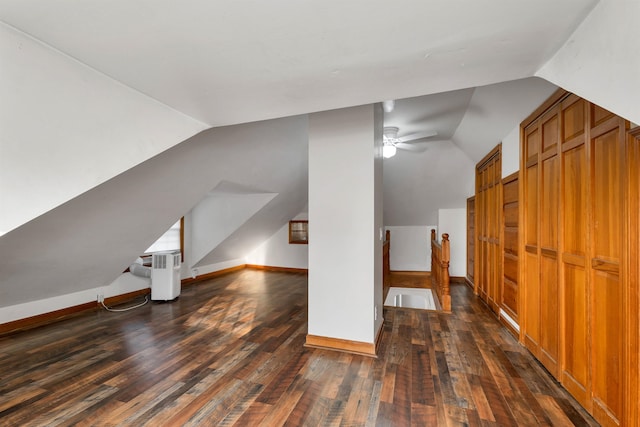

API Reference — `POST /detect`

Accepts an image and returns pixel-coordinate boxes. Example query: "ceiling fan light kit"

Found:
[383,143,397,158]
[382,126,437,157]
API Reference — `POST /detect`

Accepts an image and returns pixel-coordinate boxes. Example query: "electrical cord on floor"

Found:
[101,295,149,312]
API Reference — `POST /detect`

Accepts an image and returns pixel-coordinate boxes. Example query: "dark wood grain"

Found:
[0,270,597,426]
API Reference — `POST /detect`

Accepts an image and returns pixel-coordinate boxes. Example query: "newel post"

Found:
[441,233,451,311]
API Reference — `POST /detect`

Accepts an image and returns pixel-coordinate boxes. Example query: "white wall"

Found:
[189,188,277,267]
[438,208,467,278]
[537,0,640,126]
[384,141,475,225]
[385,226,435,272]
[308,105,382,344]
[245,212,309,269]
[182,259,246,280]
[502,125,520,177]
[0,272,150,325]
[0,22,206,236]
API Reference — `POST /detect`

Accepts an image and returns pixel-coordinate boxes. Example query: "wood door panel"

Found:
[504,254,518,283]
[542,111,559,154]
[592,271,623,426]
[504,204,518,228]
[503,229,517,255]
[562,144,587,256]
[590,121,623,427]
[541,155,559,249]
[524,252,540,352]
[525,165,538,246]
[526,126,539,159]
[593,130,621,260]
[562,264,589,406]
[540,256,559,375]
[502,278,518,318]
[563,98,585,141]
[503,179,518,203]
[591,103,614,128]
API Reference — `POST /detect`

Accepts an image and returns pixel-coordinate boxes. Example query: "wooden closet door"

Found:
[466,196,475,286]
[560,97,590,407]
[589,107,625,427]
[501,173,519,324]
[488,157,501,313]
[523,123,540,354]
[538,107,561,376]
[475,146,502,313]
[625,127,640,427]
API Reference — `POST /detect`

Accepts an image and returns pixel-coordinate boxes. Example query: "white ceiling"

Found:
[0,0,598,129]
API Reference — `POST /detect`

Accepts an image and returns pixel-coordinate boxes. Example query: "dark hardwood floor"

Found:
[0,270,597,426]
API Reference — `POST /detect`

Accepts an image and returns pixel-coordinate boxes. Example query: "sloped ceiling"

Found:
[383,140,475,226]
[1,0,620,310]
[0,0,598,127]
[0,116,308,308]
[190,182,278,267]
[452,78,559,162]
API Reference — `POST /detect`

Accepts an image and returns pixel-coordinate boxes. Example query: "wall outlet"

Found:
[97,293,104,303]
[375,305,378,321]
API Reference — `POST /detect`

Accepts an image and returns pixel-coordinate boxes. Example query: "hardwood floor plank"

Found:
[0,272,596,426]
[411,344,436,406]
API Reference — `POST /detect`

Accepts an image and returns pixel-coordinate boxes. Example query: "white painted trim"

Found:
[499,308,520,332]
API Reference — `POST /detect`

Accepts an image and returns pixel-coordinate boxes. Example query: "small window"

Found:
[144,218,184,261]
[289,220,308,244]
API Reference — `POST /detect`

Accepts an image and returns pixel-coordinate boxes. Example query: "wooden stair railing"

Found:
[431,229,451,312]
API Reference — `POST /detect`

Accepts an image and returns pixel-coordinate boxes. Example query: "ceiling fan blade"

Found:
[399,131,438,143]
[396,142,428,152]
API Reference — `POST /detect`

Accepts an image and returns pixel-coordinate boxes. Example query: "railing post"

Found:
[441,233,451,311]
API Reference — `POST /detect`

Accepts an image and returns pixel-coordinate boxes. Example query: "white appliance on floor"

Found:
[151,251,181,301]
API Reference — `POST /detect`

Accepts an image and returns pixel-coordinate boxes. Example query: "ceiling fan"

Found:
[383,126,439,158]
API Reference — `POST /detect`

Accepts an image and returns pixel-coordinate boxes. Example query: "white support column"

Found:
[307,104,383,356]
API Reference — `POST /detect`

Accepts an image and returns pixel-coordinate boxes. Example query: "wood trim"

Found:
[502,171,518,185]
[464,277,474,290]
[625,126,640,427]
[246,264,308,274]
[181,264,246,286]
[521,88,568,129]
[0,302,97,336]
[104,288,150,306]
[591,258,619,273]
[562,252,586,267]
[561,134,586,153]
[304,334,378,358]
[500,315,519,339]
[477,143,502,170]
[0,288,152,336]
[389,270,431,276]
